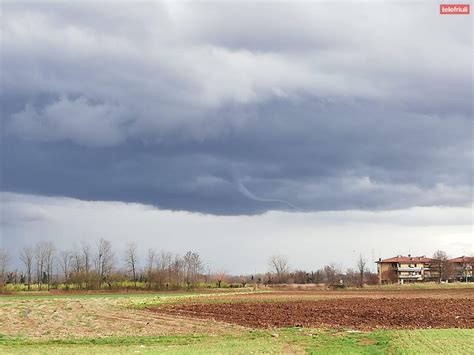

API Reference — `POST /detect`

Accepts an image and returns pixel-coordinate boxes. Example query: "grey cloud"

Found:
[0,2,472,215]
[2,101,471,214]
[9,96,130,146]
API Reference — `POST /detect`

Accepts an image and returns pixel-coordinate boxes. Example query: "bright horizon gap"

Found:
[1,192,472,275]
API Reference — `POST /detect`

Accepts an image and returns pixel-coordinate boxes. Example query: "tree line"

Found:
[265,254,378,287]
[0,240,460,292]
[0,239,207,291]
[0,240,378,292]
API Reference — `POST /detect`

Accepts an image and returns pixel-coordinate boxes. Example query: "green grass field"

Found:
[1,286,473,354]
[1,328,472,354]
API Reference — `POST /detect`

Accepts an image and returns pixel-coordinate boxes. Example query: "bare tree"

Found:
[357,254,367,287]
[124,243,138,288]
[323,263,340,285]
[155,251,169,287]
[183,251,203,288]
[146,248,156,289]
[20,247,34,291]
[59,250,71,283]
[269,255,290,283]
[69,244,84,288]
[172,254,183,287]
[81,241,91,288]
[432,250,452,283]
[95,239,114,288]
[162,251,175,286]
[313,270,323,284]
[0,248,9,291]
[43,242,55,290]
[35,242,47,290]
[71,246,83,274]
[33,241,55,290]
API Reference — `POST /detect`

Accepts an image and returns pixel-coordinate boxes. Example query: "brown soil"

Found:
[151,298,474,329]
[214,288,474,301]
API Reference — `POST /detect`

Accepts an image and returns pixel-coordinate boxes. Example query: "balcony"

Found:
[397,267,423,272]
[398,274,423,279]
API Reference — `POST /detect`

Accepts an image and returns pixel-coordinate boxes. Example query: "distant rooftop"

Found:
[448,256,474,263]
[377,255,432,263]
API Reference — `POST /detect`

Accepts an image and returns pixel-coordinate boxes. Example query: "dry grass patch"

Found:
[0,296,243,340]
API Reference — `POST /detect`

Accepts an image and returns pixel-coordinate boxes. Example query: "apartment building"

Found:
[376,255,438,284]
[449,256,474,282]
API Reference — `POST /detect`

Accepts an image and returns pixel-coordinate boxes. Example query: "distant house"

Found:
[448,256,474,282]
[376,255,438,284]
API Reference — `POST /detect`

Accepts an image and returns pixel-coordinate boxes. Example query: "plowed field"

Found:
[152,298,474,329]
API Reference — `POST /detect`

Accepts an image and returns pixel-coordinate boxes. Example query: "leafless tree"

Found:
[357,254,367,287]
[69,244,84,288]
[146,248,156,289]
[154,251,168,287]
[124,243,138,288]
[269,255,290,283]
[59,250,72,283]
[71,246,83,274]
[432,250,452,283]
[81,241,92,288]
[43,242,55,290]
[312,269,322,284]
[35,242,47,290]
[95,239,114,288]
[20,247,34,290]
[146,250,183,288]
[160,251,176,287]
[0,248,9,291]
[323,263,340,285]
[183,251,203,288]
[172,254,183,286]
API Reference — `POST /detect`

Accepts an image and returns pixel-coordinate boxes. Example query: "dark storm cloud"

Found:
[1,2,472,215]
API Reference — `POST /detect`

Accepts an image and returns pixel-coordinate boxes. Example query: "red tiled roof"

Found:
[448,256,474,263]
[377,255,433,263]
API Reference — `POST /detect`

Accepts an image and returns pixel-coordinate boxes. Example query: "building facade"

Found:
[376,255,438,284]
[449,256,474,282]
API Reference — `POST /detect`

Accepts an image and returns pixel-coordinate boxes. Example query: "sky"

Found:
[0,1,472,273]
